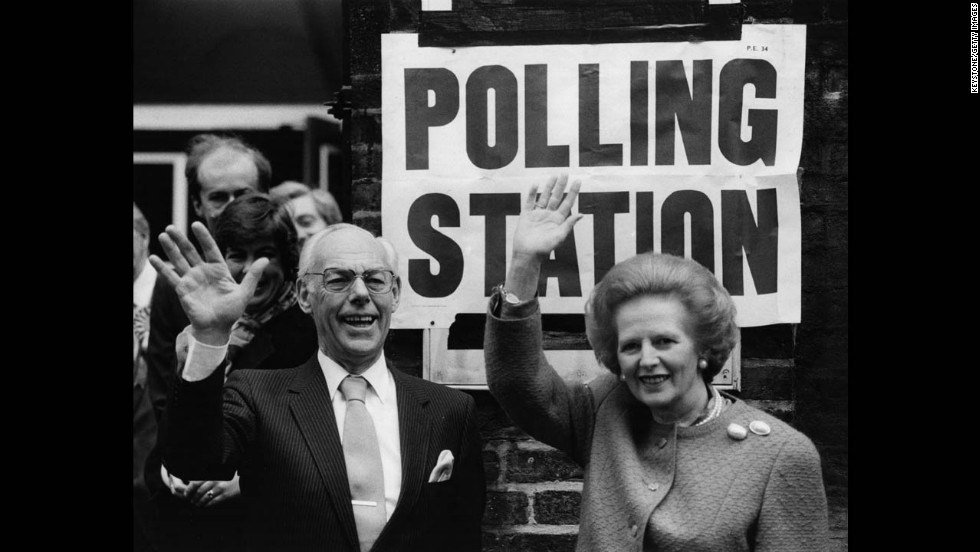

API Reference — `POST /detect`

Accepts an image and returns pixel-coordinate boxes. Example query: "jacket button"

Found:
[727,423,748,440]
[657,437,668,449]
[749,420,771,436]
[630,524,639,537]
[648,482,659,492]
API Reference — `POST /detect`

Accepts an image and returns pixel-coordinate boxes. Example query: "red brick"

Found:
[352,212,381,237]
[827,0,848,21]
[742,0,793,20]
[533,491,581,525]
[505,449,583,483]
[484,491,529,525]
[790,0,824,23]
[740,360,794,400]
[483,532,578,552]
[351,177,381,211]
[483,449,501,482]
[740,325,795,359]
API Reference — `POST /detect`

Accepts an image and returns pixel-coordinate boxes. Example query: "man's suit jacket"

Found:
[143,274,317,497]
[165,355,486,552]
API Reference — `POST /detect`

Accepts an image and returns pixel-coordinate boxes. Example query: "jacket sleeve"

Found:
[163,362,255,481]
[145,276,184,427]
[484,295,598,466]
[755,435,831,552]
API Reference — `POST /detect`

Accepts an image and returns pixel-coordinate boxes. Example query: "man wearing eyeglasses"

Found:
[151,222,485,552]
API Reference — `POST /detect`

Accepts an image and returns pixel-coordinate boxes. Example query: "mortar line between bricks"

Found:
[483,525,580,535]
[487,482,584,492]
[495,442,509,486]
[526,490,536,524]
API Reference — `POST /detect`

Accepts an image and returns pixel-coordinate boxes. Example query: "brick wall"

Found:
[347,1,847,550]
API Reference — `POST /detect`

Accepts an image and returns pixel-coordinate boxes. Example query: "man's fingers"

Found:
[149,255,182,288]
[158,232,192,274]
[238,257,270,300]
[557,179,582,217]
[166,226,204,267]
[191,222,224,263]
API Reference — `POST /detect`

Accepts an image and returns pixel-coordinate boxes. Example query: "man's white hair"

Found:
[297,223,399,279]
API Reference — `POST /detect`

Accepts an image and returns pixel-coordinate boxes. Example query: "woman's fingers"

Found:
[557,179,581,217]
[524,182,540,211]
[536,176,557,208]
[546,174,568,210]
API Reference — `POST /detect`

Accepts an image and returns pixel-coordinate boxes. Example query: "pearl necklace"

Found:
[693,385,725,427]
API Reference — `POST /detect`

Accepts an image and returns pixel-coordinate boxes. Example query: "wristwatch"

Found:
[496,283,522,305]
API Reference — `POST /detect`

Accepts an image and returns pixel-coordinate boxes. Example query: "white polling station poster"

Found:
[381,25,806,329]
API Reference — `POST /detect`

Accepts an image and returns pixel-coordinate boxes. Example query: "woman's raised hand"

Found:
[512,174,585,261]
[148,221,266,345]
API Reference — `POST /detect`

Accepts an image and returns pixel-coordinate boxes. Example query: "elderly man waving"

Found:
[150,222,485,552]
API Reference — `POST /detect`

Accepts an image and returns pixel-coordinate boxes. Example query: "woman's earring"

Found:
[697,358,708,370]
[619,373,626,382]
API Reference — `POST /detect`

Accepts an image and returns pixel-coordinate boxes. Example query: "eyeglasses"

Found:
[305,268,396,294]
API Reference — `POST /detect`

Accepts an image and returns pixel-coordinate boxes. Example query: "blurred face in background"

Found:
[193,147,260,229]
[289,194,330,247]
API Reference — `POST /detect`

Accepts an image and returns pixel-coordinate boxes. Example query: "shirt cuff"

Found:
[184,332,230,381]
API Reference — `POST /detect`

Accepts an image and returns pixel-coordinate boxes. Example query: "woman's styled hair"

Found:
[585,252,738,382]
[270,181,344,225]
[212,193,300,280]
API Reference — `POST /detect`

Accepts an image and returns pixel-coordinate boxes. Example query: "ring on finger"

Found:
[206,490,214,499]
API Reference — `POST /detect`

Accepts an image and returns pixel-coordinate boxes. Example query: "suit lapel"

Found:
[287,356,358,550]
[376,367,431,543]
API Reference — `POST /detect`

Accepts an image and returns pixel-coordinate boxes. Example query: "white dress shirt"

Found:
[181,336,403,521]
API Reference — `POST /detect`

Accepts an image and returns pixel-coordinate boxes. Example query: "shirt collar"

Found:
[318,349,393,405]
[133,262,157,309]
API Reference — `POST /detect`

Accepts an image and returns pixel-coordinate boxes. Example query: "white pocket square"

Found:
[427,450,454,483]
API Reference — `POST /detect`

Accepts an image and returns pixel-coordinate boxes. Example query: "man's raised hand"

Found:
[148,222,267,346]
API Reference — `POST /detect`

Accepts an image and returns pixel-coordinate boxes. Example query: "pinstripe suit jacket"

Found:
[165,355,485,552]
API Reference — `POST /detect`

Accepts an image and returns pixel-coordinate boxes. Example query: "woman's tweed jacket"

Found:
[485,296,829,551]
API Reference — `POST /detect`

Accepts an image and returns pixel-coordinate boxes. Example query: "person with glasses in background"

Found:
[151,221,485,552]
